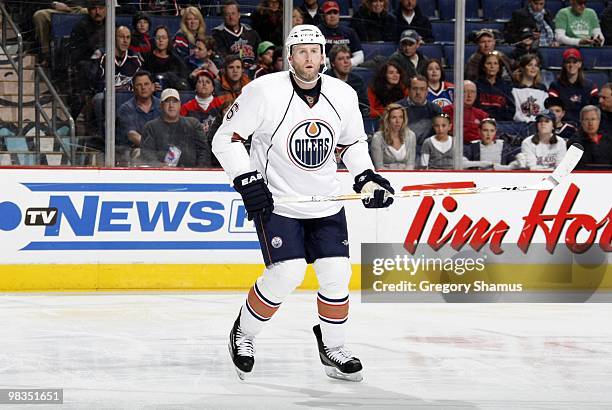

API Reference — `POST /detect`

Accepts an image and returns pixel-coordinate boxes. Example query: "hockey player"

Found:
[212,24,394,382]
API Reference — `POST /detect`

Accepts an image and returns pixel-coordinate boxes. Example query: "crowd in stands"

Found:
[12,0,612,170]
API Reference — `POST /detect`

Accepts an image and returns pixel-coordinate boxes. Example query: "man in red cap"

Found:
[317,1,364,66]
[548,48,598,123]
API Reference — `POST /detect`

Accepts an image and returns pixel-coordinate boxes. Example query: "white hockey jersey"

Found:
[212,71,374,219]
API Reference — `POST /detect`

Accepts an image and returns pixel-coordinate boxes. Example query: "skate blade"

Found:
[324,366,363,382]
[228,343,249,381]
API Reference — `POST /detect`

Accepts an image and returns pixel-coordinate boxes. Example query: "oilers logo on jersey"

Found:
[287,120,335,170]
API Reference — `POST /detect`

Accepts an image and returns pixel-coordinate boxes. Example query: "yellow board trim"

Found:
[1,264,611,291]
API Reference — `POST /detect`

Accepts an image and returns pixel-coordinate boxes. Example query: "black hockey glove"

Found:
[353,169,395,208]
[233,170,274,221]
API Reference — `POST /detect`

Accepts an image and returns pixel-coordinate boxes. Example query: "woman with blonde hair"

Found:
[370,104,417,169]
[350,0,396,42]
[173,6,206,59]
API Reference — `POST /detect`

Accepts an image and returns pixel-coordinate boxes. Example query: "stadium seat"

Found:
[361,42,396,60]
[420,44,444,61]
[205,16,224,33]
[539,47,563,69]
[431,21,455,43]
[482,0,522,21]
[362,117,379,135]
[352,67,375,87]
[545,0,565,16]
[443,68,454,83]
[50,13,82,43]
[465,21,505,37]
[584,71,610,88]
[151,16,181,36]
[384,0,437,18]
[581,47,612,70]
[442,44,478,66]
[588,0,606,16]
[438,0,480,21]
[116,15,132,29]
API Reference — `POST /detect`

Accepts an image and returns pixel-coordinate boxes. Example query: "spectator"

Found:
[466,29,513,83]
[140,88,212,168]
[423,58,454,110]
[397,75,442,145]
[173,7,206,59]
[187,37,220,80]
[475,51,516,121]
[251,41,276,79]
[544,96,577,140]
[293,7,305,26]
[213,0,261,68]
[272,47,284,72]
[511,53,548,123]
[327,44,369,117]
[92,26,142,93]
[181,70,224,135]
[504,0,557,47]
[370,104,417,169]
[548,48,598,123]
[463,118,517,170]
[251,0,283,46]
[509,27,546,64]
[570,105,612,169]
[388,30,428,81]
[598,83,612,134]
[318,1,364,67]
[521,110,567,170]
[421,113,455,169]
[367,61,409,119]
[216,54,251,104]
[116,70,161,148]
[350,0,397,42]
[142,26,189,90]
[33,0,87,64]
[299,0,322,26]
[129,12,152,55]
[555,0,605,46]
[65,0,106,117]
[602,3,612,44]
[395,0,433,43]
[91,26,142,134]
[443,80,489,144]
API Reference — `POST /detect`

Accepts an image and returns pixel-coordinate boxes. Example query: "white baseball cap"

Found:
[161,88,180,102]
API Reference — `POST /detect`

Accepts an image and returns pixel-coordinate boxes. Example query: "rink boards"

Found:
[0,168,610,291]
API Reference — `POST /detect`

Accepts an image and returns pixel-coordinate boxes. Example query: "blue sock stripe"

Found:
[319,315,348,325]
[317,292,349,304]
[255,282,281,307]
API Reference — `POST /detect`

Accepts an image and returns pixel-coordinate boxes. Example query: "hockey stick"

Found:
[277,143,584,204]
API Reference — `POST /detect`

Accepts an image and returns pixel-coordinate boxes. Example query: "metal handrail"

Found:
[34,65,76,165]
[0,1,23,133]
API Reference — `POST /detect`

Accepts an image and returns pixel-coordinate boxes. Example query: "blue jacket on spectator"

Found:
[116,96,161,146]
[475,79,516,122]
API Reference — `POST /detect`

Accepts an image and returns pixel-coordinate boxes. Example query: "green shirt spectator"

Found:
[554,1,605,46]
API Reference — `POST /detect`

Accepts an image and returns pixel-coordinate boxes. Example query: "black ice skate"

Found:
[312,325,363,382]
[228,314,255,380]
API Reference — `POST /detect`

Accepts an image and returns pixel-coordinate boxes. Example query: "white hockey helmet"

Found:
[285,24,327,76]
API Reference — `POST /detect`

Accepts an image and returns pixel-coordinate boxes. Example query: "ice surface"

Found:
[1,292,611,409]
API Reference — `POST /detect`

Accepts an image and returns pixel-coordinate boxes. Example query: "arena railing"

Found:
[0,1,23,133]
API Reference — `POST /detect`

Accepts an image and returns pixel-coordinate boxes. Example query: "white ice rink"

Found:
[1,292,612,409]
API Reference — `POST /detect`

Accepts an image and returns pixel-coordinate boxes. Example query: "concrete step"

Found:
[0,53,35,65]
[0,80,48,96]
[0,67,35,81]
[0,106,67,122]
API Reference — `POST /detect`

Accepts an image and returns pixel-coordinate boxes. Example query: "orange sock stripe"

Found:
[317,298,349,321]
[246,286,279,320]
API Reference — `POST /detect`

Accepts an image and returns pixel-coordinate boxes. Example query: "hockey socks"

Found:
[317,292,349,348]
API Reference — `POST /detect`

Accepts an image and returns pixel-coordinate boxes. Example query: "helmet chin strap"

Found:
[288,63,326,85]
